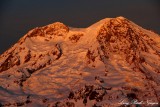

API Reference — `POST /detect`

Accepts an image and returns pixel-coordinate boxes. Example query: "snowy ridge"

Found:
[0,16,160,107]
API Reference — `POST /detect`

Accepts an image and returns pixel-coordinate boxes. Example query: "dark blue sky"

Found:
[0,0,160,54]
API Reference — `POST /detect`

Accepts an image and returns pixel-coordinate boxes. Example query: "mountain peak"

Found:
[0,17,160,107]
[26,21,69,38]
[116,16,126,20]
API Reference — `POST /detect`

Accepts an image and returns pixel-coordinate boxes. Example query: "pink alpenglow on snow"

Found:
[0,16,160,107]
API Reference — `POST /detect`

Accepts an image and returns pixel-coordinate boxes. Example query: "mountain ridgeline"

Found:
[0,17,160,107]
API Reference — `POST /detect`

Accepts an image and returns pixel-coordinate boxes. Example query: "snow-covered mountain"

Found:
[0,16,160,107]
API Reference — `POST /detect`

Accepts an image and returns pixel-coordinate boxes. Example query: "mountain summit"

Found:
[0,17,160,107]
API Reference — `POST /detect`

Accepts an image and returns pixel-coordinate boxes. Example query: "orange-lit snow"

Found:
[0,16,160,107]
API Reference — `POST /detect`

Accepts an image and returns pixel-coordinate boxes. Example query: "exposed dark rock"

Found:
[127,93,137,100]
[68,91,74,99]
[69,33,83,43]
[0,54,13,72]
[28,27,44,37]
[42,98,48,103]
[24,50,31,63]
[89,91,99,100]
[66,102,75,107]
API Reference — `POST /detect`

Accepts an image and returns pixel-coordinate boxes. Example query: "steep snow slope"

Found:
[0,17,160,107]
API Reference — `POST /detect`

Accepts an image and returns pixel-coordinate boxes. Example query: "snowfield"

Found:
[0,16,160,107]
